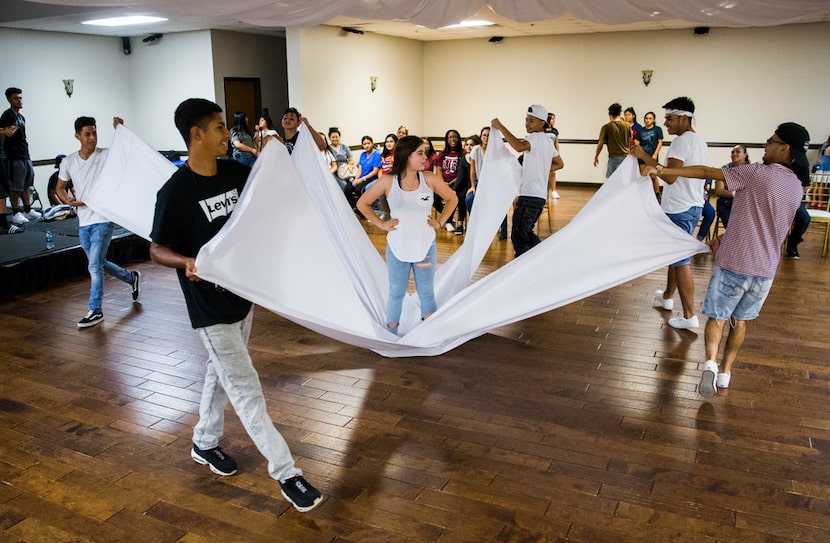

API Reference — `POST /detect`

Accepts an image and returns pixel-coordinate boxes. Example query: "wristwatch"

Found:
[656,164,664,174]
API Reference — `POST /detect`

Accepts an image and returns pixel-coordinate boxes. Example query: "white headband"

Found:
[664,108,694,117]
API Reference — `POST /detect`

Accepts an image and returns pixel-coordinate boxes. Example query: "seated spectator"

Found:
[329,127,355,192]
[434,129,463,231]
[344,135,380,208]
[254,111,278,152]
[230,111,257,166]
[47,154,75,206]
[716,144,751,229]
[453,135,479,234]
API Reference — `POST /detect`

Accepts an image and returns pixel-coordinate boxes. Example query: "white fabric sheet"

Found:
[84,125,708,357]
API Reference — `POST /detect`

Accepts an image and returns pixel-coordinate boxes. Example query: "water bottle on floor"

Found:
[45,230,54,250]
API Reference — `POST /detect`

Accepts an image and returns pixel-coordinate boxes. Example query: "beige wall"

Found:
[291,22,830,183]
[287,25,424,145]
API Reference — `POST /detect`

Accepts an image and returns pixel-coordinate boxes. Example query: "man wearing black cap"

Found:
[644,122,809,399]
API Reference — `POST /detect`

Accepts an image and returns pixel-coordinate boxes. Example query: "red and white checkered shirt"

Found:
[717,163,803,279]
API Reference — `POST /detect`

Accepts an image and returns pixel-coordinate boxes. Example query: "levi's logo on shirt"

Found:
[198,189,239,222]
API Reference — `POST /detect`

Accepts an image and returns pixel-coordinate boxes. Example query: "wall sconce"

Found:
[641,70,654,87]
[63,79,74,97]
[370,76,378,93]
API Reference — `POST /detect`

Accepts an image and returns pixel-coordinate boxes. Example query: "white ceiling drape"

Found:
[26,0,830,29]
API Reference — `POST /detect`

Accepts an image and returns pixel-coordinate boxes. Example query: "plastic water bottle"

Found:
[45,230,54,250]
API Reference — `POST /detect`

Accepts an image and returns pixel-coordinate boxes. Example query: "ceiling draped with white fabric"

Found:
[22,0,830,33]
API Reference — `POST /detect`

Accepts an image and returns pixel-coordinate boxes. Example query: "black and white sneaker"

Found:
[280,475,322,512]
[191,444,237,476]
[3,224,24,234]
[77,310,103,328]
[131,270,141,302]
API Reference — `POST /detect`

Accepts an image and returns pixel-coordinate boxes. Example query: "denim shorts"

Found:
[702,265,772,321]
[666,206,702,267]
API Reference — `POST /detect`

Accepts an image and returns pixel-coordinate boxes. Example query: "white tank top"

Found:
[386,172,436,262]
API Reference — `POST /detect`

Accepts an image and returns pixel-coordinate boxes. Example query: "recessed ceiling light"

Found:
[441,20,495,29]
[82,16,167,27]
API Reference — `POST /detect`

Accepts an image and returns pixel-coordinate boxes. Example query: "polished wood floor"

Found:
[2,185,830,542]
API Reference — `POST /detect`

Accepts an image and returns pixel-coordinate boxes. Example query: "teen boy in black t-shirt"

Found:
[150,98,322,513]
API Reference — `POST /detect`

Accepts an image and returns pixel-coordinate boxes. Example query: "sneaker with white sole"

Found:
[23,209,41,221]
[4,224,24,234]
[552,191,560,199]
[11,212,28,225]
[669,315,699,330]
[653,289,673,311]
[191,444,237,476]
[716,372,731,388]
[699,360,718,399]
[77,309,103,328]
[130,270,141,303]
[444,221,455,232]
[280,475,322,512]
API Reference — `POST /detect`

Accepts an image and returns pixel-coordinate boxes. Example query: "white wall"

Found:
[127,30,216,151]
[287,25,424,146]
[422,23,830,183]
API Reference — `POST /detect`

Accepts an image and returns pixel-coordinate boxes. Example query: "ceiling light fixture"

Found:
[442,20,495,29]
[82,16,167,27]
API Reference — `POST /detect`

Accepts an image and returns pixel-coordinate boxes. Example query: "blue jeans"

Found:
[606,156,625,178]
[466,186,507,235]
[702,265,772,321]
[697,200,715,240]
[195,309,302,482]
[666,206,703,267]
[511,196,545,257]
[79,222,134,311]
[386,241,437,333]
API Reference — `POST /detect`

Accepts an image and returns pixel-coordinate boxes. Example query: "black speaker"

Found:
[121,37,131,55]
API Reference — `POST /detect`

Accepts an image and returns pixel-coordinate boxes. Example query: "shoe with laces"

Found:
[716,372,731,388]
[280,475,322,512]
[669,314,699,330]
[11,212,28,225]
[191,444,237,476]
[4,224,24,234]
[786,249,799,259]
[131,270,141,303]
[699,360,718,399]
[454,223,464,235]
[653,289,673,311]
[77,310,103,328]
[23,209,41,220]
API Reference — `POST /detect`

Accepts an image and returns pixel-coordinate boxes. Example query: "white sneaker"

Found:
[444,222,455,232]
[653,289,673,311]
[11,212,29,225]
[668,314,699,330]
[23,209,41,220]
[716,372,731,388]
[699,360,718,399]
[552,191,560,199]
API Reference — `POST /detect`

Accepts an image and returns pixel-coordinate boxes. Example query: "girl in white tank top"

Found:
[355,136,459,334]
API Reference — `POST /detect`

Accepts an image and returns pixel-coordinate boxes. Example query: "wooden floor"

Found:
[2,185,830,542]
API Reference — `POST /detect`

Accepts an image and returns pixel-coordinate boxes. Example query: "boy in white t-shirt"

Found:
[492,104,564,257]
[631,96,708,330]
[57,116,141,328]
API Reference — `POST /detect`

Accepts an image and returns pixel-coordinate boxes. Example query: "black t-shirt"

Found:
[284,132,299,155]
[150,159,252,328]
[0,109,29,160]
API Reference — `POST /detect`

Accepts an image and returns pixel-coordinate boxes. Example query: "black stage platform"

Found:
[0,215,149,301]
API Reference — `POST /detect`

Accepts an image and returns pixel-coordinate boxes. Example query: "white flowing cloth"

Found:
[83,125,708,357]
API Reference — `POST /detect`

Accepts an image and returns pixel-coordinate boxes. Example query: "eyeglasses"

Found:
[766,137,788,145]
